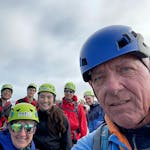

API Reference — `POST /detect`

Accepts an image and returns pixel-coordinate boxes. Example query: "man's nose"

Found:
[105,73,123,95]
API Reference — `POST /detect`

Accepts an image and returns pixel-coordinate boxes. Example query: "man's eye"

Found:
[120,67,132,73]
[93,76,104,83]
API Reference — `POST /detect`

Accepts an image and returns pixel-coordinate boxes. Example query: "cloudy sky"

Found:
[0,0,150,104]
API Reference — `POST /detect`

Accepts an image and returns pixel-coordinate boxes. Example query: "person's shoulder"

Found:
[71,130,96,150]
[15,98,25,104]
[0,129,9,139]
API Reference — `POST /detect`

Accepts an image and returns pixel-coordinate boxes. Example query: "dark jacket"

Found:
[119,124,150,149]
[87,103,105,132]
[33,109,72,150]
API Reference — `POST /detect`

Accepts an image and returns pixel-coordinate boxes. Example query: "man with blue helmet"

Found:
[72,25,150,150]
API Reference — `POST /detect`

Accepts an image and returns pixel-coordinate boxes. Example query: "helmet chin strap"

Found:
[140,57,150,73]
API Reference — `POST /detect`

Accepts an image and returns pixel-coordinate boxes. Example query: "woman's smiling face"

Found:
[38,92,54,111]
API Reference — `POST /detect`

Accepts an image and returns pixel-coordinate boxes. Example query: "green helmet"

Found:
[27,83,37,91]
[38,83,56,95]
[1,84,13,93]
[64,82,76,91]
[84,90,94,97]
[8,103,39,123]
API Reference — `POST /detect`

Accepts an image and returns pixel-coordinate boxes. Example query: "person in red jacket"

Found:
[61,82,87,145]
[0,84,13,129]
[15,83,38,108]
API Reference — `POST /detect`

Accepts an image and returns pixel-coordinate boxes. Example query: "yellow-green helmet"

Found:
[1,84,13,93]
[64,82,76,91]
[27,83,37,91]
[84,90,94,97]
[8,103,39,123]
[38,83,56,95]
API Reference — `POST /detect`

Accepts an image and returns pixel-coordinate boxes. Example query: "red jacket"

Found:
[15,97,38,108]
[0,100,12,129]
[61,95,87,141]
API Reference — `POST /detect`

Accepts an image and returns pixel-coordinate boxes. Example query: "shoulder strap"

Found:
[58,102,62,109]
[93,123,109,150]
[17,99,25,103]
[0,99,2,106]
[73,101,79,116]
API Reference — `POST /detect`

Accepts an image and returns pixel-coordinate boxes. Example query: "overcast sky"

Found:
[1,0,150,103]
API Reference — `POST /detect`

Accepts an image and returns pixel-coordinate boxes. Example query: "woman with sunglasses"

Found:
[33,83,72,150]
[60,82,87,145]
[0,103,39,150]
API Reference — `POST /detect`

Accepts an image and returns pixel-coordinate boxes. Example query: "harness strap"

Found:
[93,123,109,150]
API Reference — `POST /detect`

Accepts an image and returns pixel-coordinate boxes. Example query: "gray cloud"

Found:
[0,0,150,103]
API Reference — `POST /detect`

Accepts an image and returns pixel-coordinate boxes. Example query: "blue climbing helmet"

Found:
[80,25,150,82]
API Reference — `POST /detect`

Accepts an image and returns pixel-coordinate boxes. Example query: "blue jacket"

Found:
[87,103,105,132]
[72,123,150,150]
[71,129,129,150]
[0,129,36,150]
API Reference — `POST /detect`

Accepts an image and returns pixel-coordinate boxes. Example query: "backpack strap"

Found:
[17,99,25,103]
[93,123,109,150]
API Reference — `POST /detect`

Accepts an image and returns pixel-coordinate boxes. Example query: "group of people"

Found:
[0,81,105,150]
[0,24,149,150]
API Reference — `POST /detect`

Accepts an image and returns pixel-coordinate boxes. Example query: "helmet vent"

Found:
[30,109,33,112]
[81,58,87,66]
[118,34,131,49]
[16,109,20,112]
[131,31,137,37]
[143,42,147,48]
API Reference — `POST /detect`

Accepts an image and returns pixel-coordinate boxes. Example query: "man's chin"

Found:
[114,118,141,129]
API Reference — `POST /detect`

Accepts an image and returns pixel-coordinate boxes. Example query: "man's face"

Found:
[9,120,36,149]
[1,89,12,100]
[89,54,150,129]
[27,88,36,98]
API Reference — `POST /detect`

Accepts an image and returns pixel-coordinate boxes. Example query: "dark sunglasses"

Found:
[64,89,74,94]
[11,123,36,134]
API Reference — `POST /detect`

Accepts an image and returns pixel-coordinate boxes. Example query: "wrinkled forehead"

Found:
[91,54,137,71]
[90,54,150,73]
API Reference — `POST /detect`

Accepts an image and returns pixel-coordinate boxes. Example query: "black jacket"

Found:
[33,109,72,150]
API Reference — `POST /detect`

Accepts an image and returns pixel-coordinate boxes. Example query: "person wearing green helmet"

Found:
[0,84,13,129]
[33,83,72,150]
[72,25,150,150]
[0,103,39,150]
[60,81,87,145]
[83,90,105,133]
[15,83,38,108]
